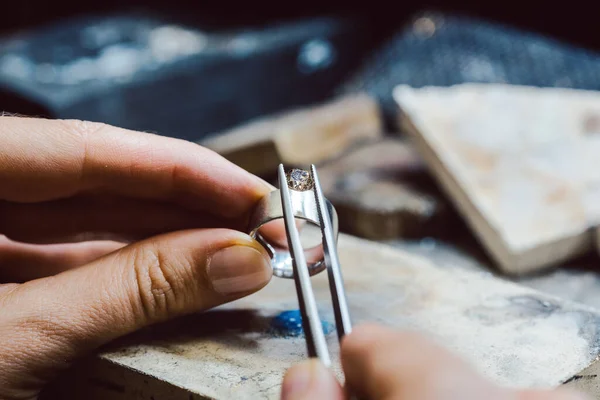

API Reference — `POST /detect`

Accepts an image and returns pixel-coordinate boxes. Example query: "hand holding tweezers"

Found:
[277,164,352,368]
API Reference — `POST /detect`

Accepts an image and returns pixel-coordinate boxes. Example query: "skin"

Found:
[0,116,278,399]
[280,324,592,400]
[0,116,590,400]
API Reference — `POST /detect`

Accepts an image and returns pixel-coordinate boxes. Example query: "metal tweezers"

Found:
[277,163,352,368]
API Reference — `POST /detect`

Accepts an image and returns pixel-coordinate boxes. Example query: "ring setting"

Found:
[247,167,338,279]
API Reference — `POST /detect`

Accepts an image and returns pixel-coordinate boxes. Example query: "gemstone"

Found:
[286,168,313,191]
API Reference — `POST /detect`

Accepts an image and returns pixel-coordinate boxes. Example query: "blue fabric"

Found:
[340,11,600,124]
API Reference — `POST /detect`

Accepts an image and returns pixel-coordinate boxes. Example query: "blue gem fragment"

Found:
[269,309,334,338]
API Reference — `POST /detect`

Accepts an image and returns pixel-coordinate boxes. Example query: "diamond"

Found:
[286,168,313,191]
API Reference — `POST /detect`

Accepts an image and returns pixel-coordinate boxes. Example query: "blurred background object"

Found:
[0,12,372,141]
[340,11,600,128]
[4,3,600,137]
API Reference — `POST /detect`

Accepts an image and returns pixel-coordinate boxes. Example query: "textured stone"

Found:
[316,137,454,240]
[46,234,600,399]
[394,83,600,274]
[200,93,383,177]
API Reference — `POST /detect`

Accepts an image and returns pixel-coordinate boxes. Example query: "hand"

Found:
[0,116,276,399]
[281,324,590,400]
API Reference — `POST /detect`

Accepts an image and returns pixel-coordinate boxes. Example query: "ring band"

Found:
[247,172,339,279]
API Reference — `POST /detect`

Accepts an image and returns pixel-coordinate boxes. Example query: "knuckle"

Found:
[130,245,188,322]
[60,119,107,139]
[57,119,109,183]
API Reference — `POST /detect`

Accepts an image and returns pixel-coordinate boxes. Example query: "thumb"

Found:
[281,360,345,400]
[0,228,272,398]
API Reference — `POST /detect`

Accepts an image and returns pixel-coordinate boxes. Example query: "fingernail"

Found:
[281,360,335,400]
[208,245,271,295]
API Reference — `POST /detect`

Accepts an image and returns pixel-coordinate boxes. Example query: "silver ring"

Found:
[247,169,338,279]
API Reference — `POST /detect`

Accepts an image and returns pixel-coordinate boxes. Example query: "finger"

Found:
[281,360,344,400]
[0,194,239,244]
[0,236,125,282]
[341,324,513,400]
[258,220,296,248]
[0,116,271,219]
[0,228,272,397]
[341,324,591,400]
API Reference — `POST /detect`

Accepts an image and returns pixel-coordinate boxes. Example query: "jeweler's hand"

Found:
[0,116,275,399]
[281,324,590,400]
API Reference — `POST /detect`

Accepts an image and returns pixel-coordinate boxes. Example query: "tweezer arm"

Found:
[278,164,331,367]
[310,164,353,340]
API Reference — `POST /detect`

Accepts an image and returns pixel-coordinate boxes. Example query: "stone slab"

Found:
[45,234,600,399]
[200,93,383,177]
[317,137,455,240]
[393,83,600,275]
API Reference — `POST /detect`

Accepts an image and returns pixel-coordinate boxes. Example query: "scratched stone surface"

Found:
[394,83,600,275]
[386,235,600,311]
[80,234,600,400]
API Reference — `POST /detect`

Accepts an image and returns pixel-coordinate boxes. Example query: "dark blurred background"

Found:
[1,0,599,141]
[3,1,598,49]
